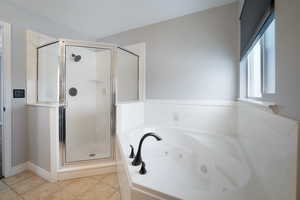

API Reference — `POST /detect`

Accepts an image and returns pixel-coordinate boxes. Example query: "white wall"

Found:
[271,0,300,121]
[27,106,52,171]
[0,26,3,49]
[0,1,90,167]
[27,105,58,181]
[100,3,239,101]
[0,54,2,123]
[0,28,2,176]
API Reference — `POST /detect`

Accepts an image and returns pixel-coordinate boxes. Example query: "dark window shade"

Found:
[240,0,274,60]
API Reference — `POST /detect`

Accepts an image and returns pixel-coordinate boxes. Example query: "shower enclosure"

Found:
[36,39,139,168]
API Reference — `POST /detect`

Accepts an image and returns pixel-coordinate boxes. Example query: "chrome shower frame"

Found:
[57,39,117,168]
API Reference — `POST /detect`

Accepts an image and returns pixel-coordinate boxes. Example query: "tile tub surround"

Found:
[237,102,299,200]
[0,171,120,200]
[116,100,299,200]
[116,100,237,135]
[144,100,237,136]
[116,102,145,135]
[118,127,255,200]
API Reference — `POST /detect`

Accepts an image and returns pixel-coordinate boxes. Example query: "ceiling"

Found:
[6,0,236,39]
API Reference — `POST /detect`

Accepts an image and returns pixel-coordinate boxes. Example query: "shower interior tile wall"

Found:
[64,45,112,162]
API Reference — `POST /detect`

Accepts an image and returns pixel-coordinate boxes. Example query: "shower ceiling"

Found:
[5,0,236,39]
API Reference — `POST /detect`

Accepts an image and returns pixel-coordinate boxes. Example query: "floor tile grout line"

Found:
[107,189,118,200]
[21,180,60,198]
[2,172,52,198]
[2,172,121,200]
[65,175,119,200]
[2,171,34,187]
[20,179,72,200]
[11,175,48,196]
[51,176,108,199]
[1,179,25,199]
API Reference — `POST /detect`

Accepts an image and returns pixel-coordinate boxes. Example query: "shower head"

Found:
[72,54,82,62]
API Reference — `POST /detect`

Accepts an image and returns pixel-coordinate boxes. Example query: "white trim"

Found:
[0,21,12,177]
[26,103,60,108]
[9,163,27,176]
[49,107,59,182]
[58,162,116,173]
[7,161,115,182]
[27,162,54,182]
[145,99,236,106]
[116,101,144,105]
[9,162,54,182]
[57,162,116,181]
[238,98,277,112]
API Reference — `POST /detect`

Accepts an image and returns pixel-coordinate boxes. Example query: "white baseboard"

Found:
[145,99,237,106]
[8,162,54,182]
[8,161,116,182]
[9,162,28,176]
[57,163,116,181]
[27,162,54,182]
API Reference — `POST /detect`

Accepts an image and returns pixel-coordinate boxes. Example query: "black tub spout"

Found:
[132,132,162,166]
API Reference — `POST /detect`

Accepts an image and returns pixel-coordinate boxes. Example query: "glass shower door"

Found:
[116,48,139,102]
[64,45,112,163]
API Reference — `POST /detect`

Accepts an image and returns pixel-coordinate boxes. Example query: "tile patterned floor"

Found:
[0,171,120,200]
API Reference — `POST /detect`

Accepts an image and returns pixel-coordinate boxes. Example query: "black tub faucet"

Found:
[129,145,135,158]
[132,132,162,166]
[139,161,147,175]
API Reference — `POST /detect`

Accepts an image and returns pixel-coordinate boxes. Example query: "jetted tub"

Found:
[116,127,251,200]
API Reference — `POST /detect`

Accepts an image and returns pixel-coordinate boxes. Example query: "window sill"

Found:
[238,98,278,113]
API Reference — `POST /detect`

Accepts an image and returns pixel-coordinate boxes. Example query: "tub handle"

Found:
[129,145,135,159]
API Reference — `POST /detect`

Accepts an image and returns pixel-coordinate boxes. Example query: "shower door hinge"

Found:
[3,107,6,112]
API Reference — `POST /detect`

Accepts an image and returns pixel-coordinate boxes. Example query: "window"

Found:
[262,20,276,94]
[243,19,276,98]
[247,40,262,98]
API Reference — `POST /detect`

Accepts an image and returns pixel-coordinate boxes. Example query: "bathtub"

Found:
[116,127,251,200]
